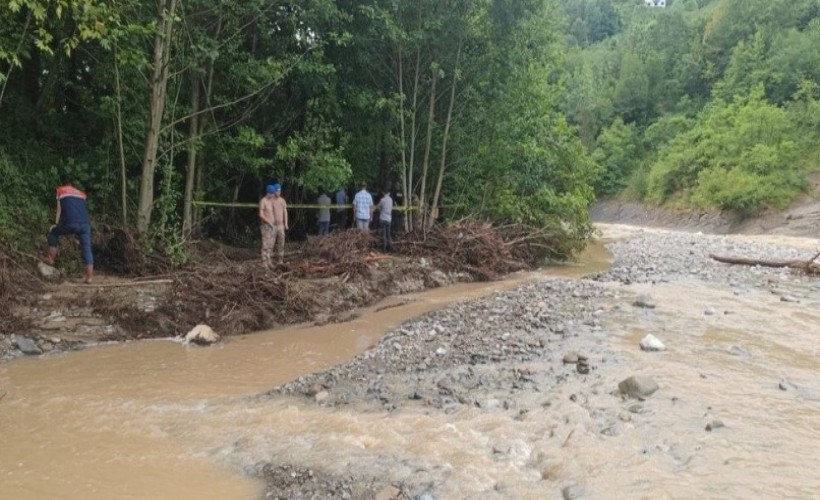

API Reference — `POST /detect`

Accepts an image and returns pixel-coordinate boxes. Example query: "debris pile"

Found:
[397,221,543,280]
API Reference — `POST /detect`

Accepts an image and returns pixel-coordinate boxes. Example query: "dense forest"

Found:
[1,0,818,262]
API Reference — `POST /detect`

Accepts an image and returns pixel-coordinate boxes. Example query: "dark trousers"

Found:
[48,223,94,265]
[318,220,330,235]
[380,220,392,252]
[336,210,348,230]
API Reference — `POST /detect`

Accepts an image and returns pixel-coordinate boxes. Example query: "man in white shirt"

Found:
[352,182,373,231]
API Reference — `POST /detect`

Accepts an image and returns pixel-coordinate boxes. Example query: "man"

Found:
[42,174,94,283]
[352,182,373,231]
[317,191,331,236]
[335,187,348,230]
[392,185,405,235]
[258,183,288,267]
[377,186,393,252]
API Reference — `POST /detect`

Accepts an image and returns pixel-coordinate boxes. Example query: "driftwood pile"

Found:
[288,229,382,279]
[397,221,542,280]
[0,245,41,332]
[160,221,545,334]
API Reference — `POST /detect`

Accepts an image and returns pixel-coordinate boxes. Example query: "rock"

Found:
[435,347,447,356]
[632,294,656,309]
[618,375,659,400]
[704,306,716,316]
[705,419,725,431]
[480,399,502,409]
[375,485,401,500]
[780,295,800,303]
[436,376,455,395]
[562,484,586,499]
[727,345,749,357]
[639,334,666,352]
[778,379,798,392]
[14,337,42,355]
[306,383,324,397]
[314,391,330,404]
[36,261,61,282]
[184,324,220,345]
[563,352,579,364]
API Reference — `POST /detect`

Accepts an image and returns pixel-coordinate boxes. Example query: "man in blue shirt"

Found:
[42,174,94,283]
[352,182,374,231]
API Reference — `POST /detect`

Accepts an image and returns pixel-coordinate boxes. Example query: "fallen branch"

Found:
[67,279,175,288]
[710,252,820,274]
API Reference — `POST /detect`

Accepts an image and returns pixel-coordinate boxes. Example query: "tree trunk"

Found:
[182,73,200,236]
[136,0,178,236]
[113,46,128,227]
[429,44,461,228]
[418,66,438,229]
[406,50,421,230]
[397,48,409,231]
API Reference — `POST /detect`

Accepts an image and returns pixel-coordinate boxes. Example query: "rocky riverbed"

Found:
[256,225,820,499]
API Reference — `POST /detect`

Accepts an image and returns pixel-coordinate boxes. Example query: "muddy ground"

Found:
[252,225,820,499]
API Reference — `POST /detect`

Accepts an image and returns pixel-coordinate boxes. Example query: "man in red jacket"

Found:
[42,174,94,283]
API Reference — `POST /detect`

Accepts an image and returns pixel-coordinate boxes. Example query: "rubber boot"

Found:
[42,246,58,266]
[84,265,94,284]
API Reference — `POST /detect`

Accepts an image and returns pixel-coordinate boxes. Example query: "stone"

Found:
[778,379,798,392]
[562,352,579,364]
[184,324,220,345]
[306,383,324,397]
[435,347,447,356]
[618,375,659,400]
[14,337,42,355]
[639,334,666,352]
[562,484,586,499]
[36,261,61,282]
[780,295,800,303]
[632,294,656,309]
[374,485,401,500]
[704,306,716,316]
[727,345,749,357]
[314,391,330,404]
[705,419,725,432]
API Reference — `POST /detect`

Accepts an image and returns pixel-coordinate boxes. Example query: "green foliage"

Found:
[646,89,807,213]
[0,153,51,250]
[592,118,638,196]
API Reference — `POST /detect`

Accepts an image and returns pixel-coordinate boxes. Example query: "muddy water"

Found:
[0,243,611,500]
[601,280,820,498]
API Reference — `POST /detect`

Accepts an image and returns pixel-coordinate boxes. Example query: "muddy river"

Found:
[1,229,818,499]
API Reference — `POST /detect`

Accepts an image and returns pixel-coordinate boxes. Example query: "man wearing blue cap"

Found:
[259,183,288,267]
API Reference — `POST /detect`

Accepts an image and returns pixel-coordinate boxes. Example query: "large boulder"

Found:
[14,337,43,355]
[618,375,659,400]
[184,324,220,346]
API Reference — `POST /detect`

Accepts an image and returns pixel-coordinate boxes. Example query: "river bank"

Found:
[1,223,546,360]
[254,224,820,498]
